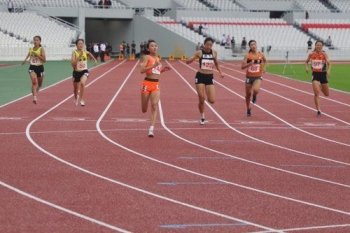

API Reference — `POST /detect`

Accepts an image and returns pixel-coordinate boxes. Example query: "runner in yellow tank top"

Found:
[21,35,46,104]
[71,39,97,106]
[241,40,267,116]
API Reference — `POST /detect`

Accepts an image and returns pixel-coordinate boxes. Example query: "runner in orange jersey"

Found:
[241,40,267,116]
[140,39,171,137]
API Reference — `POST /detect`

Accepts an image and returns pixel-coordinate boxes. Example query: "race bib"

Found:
[30,57,40,65]
[311,60,323,69]
[77,61,87,70]
[201,59,214,70]
[152,63,162,75]
[248,64,260,73]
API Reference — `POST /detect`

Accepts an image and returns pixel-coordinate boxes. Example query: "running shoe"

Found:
[148,130,154,137]
[33,96,37,104]
[252,94,257,104]
[80,100,85,106]
[247,108,251,117]
[199,118,205,125]
[317,110,321,116]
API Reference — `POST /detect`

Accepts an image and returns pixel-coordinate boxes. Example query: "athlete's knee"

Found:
[208,98,215,104]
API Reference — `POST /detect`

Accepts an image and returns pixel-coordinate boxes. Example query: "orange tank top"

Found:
[310,51,327,73]
[146,56,162,75]
[246,52,263,77]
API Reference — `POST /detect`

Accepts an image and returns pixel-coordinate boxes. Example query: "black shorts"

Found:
[29,65,44,78]
[245,77,262,85]
[312,72,328,84]
[72,70,89,82]
[195,72,214,85]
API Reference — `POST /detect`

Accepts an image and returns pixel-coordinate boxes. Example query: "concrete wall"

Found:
[133,15,196,58]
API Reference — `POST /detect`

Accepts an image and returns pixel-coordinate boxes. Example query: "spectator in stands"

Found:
[198,24,203,35]
[98,0,103,8]
[241,37,247,50]
[226,35,231,46]
[186,37,224,125]
[71,39,98,107]
[202,23,208,36]
[325,36,332,48]
[305,40,331,116]
[100,41,106,62]
[93,42,99,60]
[21,35,46,105]
[126,43,130,58]
[106,42,112,56]
[140,39,171,137]
[305,11,309,19]
[220,34,226,46]
[306,38,312,53]
[8,0,14,13]
[105,0,111,8]
[131,41,136,55]
[231,36,235,48]
[140,42,144,55]
[241,40,267,117]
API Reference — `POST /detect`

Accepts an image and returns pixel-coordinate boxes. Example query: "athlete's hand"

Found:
[219,72,224,78]
[326,71,330,77]
[153,60,160,67]
[305,67,309,73]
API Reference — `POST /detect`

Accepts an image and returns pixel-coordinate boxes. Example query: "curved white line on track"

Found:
[19,60,348,232]
[20,60,131,232]
[219,62,350,125]
[93,61,350,219]
[175,60,350,164]
[94,61,279,231]
[0,181,131,233]
[20,60,278,232]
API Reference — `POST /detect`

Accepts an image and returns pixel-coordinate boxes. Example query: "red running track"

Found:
[0,59,349,232]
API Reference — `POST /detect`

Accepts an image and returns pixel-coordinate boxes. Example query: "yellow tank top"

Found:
[74,50,88,71]
[29,47,43,66]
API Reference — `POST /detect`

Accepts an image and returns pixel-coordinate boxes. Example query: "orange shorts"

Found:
[140,78,160,94]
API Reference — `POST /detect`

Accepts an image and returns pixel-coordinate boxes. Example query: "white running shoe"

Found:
[148,130,154,137]
[80,100,85,106]
[199,118,205,125]
[33,96,37,104]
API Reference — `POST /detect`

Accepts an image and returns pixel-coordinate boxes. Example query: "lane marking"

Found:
[95,61,279,231]
[158,181,226,186]
[253,223,350,233]
[160,222,247,229]
[0,181,131,233]
[177,60,350,160]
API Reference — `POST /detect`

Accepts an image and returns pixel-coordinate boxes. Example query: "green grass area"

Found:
[267,64,350,93]
[0,60,97,106]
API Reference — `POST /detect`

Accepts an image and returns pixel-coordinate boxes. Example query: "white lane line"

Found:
[220,61,350,99]
[253,223,350,233]
[20,60,132,231]
[176,60,350,164]
[0,181,131,233]
[94,61,280,232]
